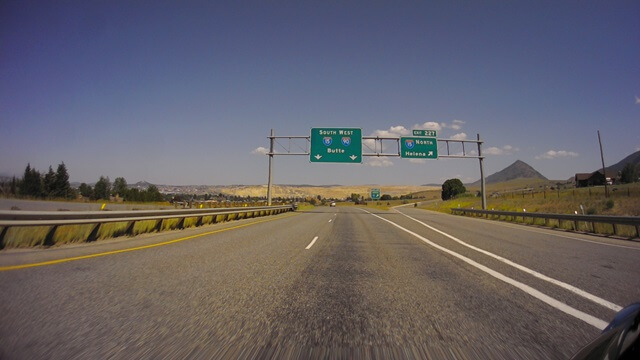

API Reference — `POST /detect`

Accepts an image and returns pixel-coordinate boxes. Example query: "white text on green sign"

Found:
[310,128,362,163]
[371,188,381,199]
[400,137,438,159]
[413,130,437,137]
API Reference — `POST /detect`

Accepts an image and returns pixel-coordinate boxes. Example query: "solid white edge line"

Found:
[359,208,609,330]
[305,236,319,250]
[395,209,623,312]
[478,218,640,251]
[419,208,640,251]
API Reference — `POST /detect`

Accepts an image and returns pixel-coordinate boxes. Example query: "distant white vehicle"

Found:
[330,202,336,207]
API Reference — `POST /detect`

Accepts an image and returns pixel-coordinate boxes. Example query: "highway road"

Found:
[1,206,639,359]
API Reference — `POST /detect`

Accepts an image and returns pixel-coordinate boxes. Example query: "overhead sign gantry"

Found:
[263,128,486,210]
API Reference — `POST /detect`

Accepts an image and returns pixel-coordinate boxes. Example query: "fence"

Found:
[451,208,640,239]
[0,205,294,247]
[492,185,639,200]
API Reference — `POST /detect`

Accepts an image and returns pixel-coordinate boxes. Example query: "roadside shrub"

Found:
[605,199,614,209]
[442,178,466,200]
[586,207,597,215]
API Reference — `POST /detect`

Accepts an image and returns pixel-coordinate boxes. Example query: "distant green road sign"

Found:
[371,188,381,200]
[400,137,438,159]
[413,129,437,137]
[310,128,362,163]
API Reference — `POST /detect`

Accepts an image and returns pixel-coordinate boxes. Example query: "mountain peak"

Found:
[471,160,547,186]
[489,160,547,183]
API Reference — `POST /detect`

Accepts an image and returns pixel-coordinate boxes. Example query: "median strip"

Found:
[0,213,298,272]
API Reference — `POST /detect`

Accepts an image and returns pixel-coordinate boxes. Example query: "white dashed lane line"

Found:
[305,236,319,250]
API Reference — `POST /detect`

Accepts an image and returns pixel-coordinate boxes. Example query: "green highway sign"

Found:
[370,188,381,200]
[413,129,437,137]
[400,137,438,159]
[310,128,362,163]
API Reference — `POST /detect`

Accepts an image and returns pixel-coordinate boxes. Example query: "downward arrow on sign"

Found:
[349,155,357,160]
[314,154,322,160]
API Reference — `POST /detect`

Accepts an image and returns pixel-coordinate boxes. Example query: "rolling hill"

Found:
[469,160,547,187]
[604,150,640,173]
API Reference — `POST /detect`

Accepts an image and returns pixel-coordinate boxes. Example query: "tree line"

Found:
[78,177,163,202]
[4,163,164,202]
[4,162,74,199]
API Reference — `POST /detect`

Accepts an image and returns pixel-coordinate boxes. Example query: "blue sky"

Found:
[1,1,638,185]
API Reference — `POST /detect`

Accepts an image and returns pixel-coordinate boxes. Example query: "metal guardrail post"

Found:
[87,223,101,242]
[0,227,7,249]
[154,219,163,232]
[125,221,136,236]
[44,226,57,246]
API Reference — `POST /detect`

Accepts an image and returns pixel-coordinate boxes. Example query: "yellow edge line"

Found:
[0,212,298,272]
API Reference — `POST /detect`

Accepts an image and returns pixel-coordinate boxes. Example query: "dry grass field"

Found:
[419,183,640,217]
[227,184,438,200]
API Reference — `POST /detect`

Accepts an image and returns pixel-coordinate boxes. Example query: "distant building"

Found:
[575,170,618,187]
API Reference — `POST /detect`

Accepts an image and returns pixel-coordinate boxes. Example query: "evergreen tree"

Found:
[18,163,31,196]
[113,177,128,198]
[19,163,43,197]
[127,188,141,202]
[43,166,56,197]
[53,162,71,198]
[79,183,93,198]
[145,184,164,202]
[620,163,637,184]
[94,176,111,200]
[10,176,18,195]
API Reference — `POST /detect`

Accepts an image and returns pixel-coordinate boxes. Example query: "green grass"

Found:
[420,183,640,216]
[418,183,640,238]
[296,203,315,211]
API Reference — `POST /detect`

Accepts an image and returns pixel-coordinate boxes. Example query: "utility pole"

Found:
[597,130,608,198]
[267,129,274,206]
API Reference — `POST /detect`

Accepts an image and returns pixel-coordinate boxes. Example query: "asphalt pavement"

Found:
[1,205,639,359]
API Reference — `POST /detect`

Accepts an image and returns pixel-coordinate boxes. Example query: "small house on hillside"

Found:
[575,170,618,187]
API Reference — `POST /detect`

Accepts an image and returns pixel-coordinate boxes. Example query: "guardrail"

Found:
[0,205,294,246]
[451,208,640,239]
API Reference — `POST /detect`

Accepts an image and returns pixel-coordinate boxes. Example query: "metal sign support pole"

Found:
[263,130,488,208]
[267,129,274,206]
[477,133,487,210]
